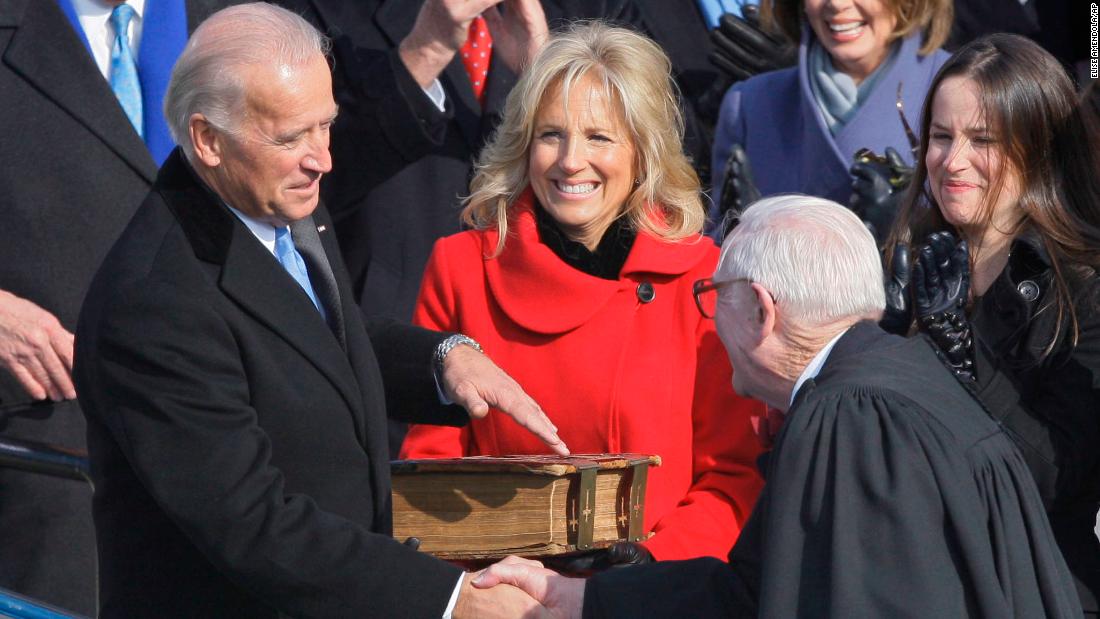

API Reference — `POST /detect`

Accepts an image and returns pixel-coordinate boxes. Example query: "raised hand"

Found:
[441,344,568,455]
[913,232,975,380]
[717,144,761,236]
[849,147,913,246]
[880,243,912,335]
[400,0,507,88]
[483,0,549,74]
[709,6,796,83]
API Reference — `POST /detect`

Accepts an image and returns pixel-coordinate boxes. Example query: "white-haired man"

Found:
[73,4,566,617]
[473,195,1082,617]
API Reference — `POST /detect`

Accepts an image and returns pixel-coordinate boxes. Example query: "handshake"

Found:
[452,541,651,617]
[458,555,589,619]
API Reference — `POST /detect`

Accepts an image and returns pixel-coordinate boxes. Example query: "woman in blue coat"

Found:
[711,0,952,216]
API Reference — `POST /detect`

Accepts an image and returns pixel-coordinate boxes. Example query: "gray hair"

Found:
[716,195,885,326]
[164,2,331,160]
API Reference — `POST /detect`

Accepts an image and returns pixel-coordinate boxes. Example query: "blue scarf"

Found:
[808,38,900,134]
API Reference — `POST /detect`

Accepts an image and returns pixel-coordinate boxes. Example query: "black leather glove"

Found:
[880,243,912,335]
[913,232,975,381]
[402,537,421,551]
[710,6,796,82]
[849,147,913,246]
[542,541,654,576]
[717,144,761,237]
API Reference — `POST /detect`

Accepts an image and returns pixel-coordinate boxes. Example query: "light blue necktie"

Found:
[109,4,143,137]
[275,227,325,318]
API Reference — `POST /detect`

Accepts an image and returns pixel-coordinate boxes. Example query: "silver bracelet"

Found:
[433,334,483,376]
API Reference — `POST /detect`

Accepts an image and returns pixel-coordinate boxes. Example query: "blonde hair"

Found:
[462,21,704,255]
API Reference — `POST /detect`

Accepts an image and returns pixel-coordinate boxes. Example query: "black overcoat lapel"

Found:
[157,151,368,444]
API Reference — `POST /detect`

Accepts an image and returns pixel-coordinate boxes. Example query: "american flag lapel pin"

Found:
[317,225,327,233]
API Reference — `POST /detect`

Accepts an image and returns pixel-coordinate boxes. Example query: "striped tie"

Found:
[109,4,143,137]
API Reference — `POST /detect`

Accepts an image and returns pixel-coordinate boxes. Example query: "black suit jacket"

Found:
[74,150,468,618]
[0,0,233,611]
[278,0,640,324]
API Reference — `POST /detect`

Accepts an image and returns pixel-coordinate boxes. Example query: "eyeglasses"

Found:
[692,277,778,319]
[693,277,748,319]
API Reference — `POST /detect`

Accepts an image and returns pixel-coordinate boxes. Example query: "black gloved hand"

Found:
[542,541,653,576]
[717,144,761,237]
[849,147,913,246]
[880,243,912,335]
[402,537,421,551]
[913,232,975,381]
[710,6,796,82]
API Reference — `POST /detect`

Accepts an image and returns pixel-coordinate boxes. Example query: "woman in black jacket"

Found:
[883,34,1100,615]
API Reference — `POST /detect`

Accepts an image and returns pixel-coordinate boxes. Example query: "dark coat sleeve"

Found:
[79,275,462,618]
[364,315,468,426]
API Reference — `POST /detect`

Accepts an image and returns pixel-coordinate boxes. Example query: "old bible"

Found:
[390,454,660,559]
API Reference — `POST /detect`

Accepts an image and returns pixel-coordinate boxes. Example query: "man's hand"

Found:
[442,344,568,455]
[0,290,76,402]
[484,0,549,74]
[453,571,549,619]
[473,556,586,619]
[399,0,507,88]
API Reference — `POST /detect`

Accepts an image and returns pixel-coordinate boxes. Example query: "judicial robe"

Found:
[583,322,1082,618]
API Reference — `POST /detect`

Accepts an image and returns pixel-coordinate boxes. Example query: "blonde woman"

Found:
[401,22,764,564]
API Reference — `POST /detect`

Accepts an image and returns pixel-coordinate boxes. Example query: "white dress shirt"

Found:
[70,0,146,80]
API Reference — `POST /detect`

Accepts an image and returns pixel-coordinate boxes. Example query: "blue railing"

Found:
[0,587,88,619]
[0,435,90,619]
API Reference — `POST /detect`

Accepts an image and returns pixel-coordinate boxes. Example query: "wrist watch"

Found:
[433,334,483,377]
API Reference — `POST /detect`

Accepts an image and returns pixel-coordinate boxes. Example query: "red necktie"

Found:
[459,16,493,105]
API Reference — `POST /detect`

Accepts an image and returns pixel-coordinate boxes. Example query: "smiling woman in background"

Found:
[400,22,764,564]
[884,34,1100,614]
[711,0,952,214]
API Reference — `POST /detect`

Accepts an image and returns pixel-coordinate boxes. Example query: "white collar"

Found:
[789,328,848,407]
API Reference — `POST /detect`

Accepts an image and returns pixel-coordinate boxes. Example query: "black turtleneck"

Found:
[534,201,636,280]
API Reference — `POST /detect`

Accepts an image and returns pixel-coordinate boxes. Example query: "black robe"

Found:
[584,322,1082,618]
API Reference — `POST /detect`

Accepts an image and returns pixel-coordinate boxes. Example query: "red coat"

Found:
[401,194,764,560]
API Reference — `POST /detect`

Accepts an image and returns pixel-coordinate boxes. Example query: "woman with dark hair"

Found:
[884,34,1100,615]
[711,0,953,214]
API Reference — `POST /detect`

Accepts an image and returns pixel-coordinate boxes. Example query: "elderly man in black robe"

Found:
[472,194,1083,618]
